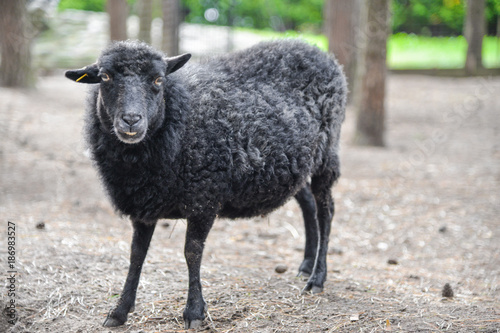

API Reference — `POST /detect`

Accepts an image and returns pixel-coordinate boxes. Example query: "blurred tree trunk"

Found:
[107,0,128,42]
[162,0,180,55]
[324,0,361,102]
[353,0,390,147]
[465,0,486,75]
[0,0,34,88]
[138,0,153,44]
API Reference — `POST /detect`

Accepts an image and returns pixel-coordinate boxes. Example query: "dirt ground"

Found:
[1,73,499,332]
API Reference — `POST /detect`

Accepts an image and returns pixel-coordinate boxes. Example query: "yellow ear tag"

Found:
[76,73,88,82]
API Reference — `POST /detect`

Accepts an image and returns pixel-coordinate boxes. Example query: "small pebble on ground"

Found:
[275,264,288,274]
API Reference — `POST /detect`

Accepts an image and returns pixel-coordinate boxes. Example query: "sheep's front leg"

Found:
[103,219,156,327]
[183,214,215,329]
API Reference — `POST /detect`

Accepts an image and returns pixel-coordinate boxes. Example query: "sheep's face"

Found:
[65,41,191,144]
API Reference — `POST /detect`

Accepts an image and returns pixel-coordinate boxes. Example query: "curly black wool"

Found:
[66,39,347,328]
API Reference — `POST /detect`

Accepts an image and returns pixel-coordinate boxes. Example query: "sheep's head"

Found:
[65,41,191,144]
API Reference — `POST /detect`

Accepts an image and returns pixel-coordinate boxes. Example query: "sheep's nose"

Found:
[122,114,142,126]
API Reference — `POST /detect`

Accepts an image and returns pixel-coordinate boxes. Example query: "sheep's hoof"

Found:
[184,319,203,329]
[301,282,324,295]
[183,300,207,329]
[103,316,125,327]
[103,311,127,327]
[311,285,324,294]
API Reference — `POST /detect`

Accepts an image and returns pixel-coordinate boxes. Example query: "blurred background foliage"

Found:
[1,0,497,88]
[52,0,500,70]
[57,0,500,35]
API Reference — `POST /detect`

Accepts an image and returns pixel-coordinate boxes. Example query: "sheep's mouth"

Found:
[116,130,146,144]
[114,124,147,144]
[115,128,145,143]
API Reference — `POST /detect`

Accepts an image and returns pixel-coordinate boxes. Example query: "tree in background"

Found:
[324,0,361,102]
[0,0,34,88]
[138,0,153,43]
[465,0,486,74]
[107,0,128,41]
[353,0,390,147]
[162,0,180,55]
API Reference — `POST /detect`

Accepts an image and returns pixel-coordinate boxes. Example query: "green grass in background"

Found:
[388,33,500,69]
[482,36,500,68]
[388,33,466,69]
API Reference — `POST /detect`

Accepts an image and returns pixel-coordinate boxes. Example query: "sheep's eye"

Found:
[101,73,110,82]
[154,77,163,86]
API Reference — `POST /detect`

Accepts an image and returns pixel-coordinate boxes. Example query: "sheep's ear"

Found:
[65,64,101,83]
[165,53,191,74]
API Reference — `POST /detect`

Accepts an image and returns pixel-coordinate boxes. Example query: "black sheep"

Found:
[66,39,347,329]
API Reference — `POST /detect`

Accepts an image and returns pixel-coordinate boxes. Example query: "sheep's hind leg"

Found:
[294,184,319,278]
[103,220,156,327]
[302,173,335,294]
[183,214,215,329]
